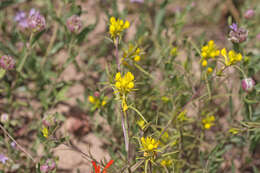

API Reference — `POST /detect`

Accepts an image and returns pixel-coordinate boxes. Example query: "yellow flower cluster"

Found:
[221,48,242,66]
[202,115,215,129]
[201,40,220,61]
[88,96,107,108]
[109,16,130,40]
[201,40,219,68]
[122,43,143,63]
[140,136,160,153]
[115,72,135,95]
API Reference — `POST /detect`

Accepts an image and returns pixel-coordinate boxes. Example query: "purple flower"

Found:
[40,159,56,173]
[14,11,29,29]
[14,11,26,22]
[29,8,40,17]
[244,9,255,19]
[241,78,255,92]
[66,15,82,33]
[130,0,144,3]
[229,23,237,32]
[0,154,8,164]
[28,12,46,32]
[0,55,15,70]
[228,24,248,43]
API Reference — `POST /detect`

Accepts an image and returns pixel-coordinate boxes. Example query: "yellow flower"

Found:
[42,127,49,138]
[109,16,130,40]
[137,119,145,130]
[140,136,160,152]
[134,55,140,62]
[201,40,220,59]
[202,60,207,67]
[121,43,144,64]
[161,96,170,102]
[202,115,215,129]
[88,96,96,104]
[170,47,178,57]
[114,72,135,95]
[89,95,107,109]
[221,48,242,66]
[229,128,239,135]
[161,132,169,142]
[160,159,172,167]
[207,67,213,73]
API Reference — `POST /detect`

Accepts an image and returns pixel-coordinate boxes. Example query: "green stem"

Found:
[145,160,149,173]
[17,33,34,73]
[121,110,130,169]
[233,65,247,78]
[128,105,148,123]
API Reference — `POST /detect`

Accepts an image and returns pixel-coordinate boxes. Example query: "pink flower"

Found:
[66,15,82,33]
[0,55,15,70]
[241,78,255,92]
[244,9,255,19]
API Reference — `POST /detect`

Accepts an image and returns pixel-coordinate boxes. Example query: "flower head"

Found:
[202,115,215,129]
[160,159,172,167]
[40,159,56,173]
[114,72,135,95]
[0,154,8,164]
[244,9,255,19]
[229,128,239,135]
[241,78,255,92]
[28,11,46,32]
[229,23,238,32]
[140,136,160,153]
[42,127,49,138]
[88,95,107,110]
[122,44,144,64]
[66,15,83,33]
[109,16,130,40]
[228,24,248,43]
[201,40,220,60]
[1,113,9,123]
[221,48,242,66]
[0,55,15,70]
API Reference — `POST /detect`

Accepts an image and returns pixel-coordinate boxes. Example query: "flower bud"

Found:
[11,142,16,148]
[46,159,56,170]
[40,165,49,173]
[241,78,255,92]
[244,9,255,19]
[0,113,9,123]
[0,55,15,70]
[28,13,46,32]
[66,15,82,33]
[94,91,100,98]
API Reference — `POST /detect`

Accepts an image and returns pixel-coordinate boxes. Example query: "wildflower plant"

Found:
[0,1,259,173]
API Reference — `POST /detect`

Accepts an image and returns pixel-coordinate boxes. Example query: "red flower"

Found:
[92,160,114,173]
